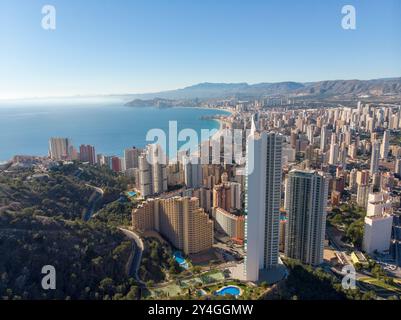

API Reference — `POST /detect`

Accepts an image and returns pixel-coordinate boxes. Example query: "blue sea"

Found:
[0,97,229,161]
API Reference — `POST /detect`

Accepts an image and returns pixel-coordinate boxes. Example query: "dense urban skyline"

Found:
[2,0,401,307]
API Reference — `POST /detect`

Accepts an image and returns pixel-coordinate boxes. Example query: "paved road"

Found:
[119,228,145,286]
[83,184,104,221]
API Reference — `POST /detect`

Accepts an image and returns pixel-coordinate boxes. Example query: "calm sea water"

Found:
[0,97,229,161]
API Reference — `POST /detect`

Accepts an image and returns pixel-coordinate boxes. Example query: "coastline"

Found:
[0,104,231,161]
[210,119,223,142]
[192,106,234,142]
[168,105,233,143]
[210,108,234,141]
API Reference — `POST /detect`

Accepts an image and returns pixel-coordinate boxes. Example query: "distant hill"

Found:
[125,77,401,102]
[297,78,401,100]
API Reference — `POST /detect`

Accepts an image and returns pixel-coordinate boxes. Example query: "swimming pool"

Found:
[215,286,241,296]
[127,191,136,197]
[173,251,189,269]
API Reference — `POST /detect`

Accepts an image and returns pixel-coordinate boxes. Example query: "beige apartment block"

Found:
[132,196,214,255]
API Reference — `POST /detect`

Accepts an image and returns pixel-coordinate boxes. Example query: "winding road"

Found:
[83,184,104,221]
[119,227,145,286]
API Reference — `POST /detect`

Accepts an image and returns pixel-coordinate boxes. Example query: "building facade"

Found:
[284,170,328,266]
[212,207,245,242]
[363,193,393,254]
[79,144,96,165]
[49,137,71,160]
[132,196,214,255]
[138,144,168,197]
[244,130,283,281]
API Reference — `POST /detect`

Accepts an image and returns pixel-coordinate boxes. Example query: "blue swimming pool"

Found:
[173,251,189,269]
[174,252,185,264]
[215,286,241,296]
[127,191,136,197]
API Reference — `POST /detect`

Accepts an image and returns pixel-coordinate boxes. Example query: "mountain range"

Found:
[126,77,401,103]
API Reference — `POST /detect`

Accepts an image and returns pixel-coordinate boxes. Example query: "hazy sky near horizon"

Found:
[1,0,400,99]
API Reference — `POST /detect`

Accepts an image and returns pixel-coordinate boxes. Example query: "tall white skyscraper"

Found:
[244,131,283,281]
[284,170,328,266]
[370,141,380,175]
[380,130,390,159]
[49,137,71,160]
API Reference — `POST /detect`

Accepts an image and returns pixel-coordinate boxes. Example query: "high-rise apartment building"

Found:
[49,137,71,160]
[320,125,329,152]
[124,147,140,170]
[244,130,283,281]
[380,130,390,159]
[193,187,213,213]
[212,181,241,212]
[132,196,214,255]
[138,144,168,197]
[284,170,328,266]
[111,156,122,172]
[138,153,152,196]
[183,156,203,189]
[370,141,380,175]
[329,143,339,165]
[357,184,370,208]
[79,144,96,165]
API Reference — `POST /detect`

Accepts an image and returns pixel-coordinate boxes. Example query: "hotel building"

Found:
[132,196,214,255]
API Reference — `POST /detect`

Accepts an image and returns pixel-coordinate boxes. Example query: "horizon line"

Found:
[1,75,400,102]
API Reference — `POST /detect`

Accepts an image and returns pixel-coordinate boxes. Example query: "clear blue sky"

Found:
[1,0,400,99]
